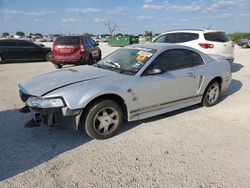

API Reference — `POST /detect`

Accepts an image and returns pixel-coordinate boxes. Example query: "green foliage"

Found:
[228,32,250,42]
[16,31,25,37]
[2,32,9,37]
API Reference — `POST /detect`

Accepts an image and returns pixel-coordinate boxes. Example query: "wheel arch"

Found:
[78,93,128,130]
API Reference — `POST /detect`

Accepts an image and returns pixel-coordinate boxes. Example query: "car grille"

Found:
[19,90,31,102]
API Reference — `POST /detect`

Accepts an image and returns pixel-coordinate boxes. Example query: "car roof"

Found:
[161,29,224,34]
[0,38,32,42]
[125,43,197,52]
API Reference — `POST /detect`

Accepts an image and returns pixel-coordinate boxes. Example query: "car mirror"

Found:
[146,68,163,75]
[94,42,99,46]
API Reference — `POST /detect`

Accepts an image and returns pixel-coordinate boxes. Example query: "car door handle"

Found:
[186,73,194,77]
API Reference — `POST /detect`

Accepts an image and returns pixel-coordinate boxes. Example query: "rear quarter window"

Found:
[204,32,229,42]
[54,36,80,45]
[164,33,199,43]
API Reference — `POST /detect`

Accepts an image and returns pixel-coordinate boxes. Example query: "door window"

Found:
[17,41,35,47]
[146,49,204,73]
[0,41,17,47]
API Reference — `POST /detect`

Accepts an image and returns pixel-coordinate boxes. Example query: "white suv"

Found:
[153,29,234,63]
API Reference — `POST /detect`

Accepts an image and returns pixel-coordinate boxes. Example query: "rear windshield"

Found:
[204,32,229,42]
[54,36,80,45]
[154,32,199,43]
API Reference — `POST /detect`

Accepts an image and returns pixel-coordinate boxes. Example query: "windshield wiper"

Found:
[118,69,136,75]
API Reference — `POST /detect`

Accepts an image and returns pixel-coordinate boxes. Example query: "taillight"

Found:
[80,45,85,52]
[199,43,214,49]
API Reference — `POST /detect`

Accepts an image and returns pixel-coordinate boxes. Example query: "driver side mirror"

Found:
[146,68,163,75]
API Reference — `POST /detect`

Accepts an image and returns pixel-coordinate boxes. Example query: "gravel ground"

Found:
[0,44,250,188]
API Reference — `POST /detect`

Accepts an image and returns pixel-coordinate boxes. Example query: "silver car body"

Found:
[19,44,232,128]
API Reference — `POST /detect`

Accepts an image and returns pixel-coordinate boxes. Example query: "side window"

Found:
[148,49,203,72]
[153,35,166,43]
[165,33,199,43]
[84,37,92,46]
[0,41,17,46]
[18,41,34,47]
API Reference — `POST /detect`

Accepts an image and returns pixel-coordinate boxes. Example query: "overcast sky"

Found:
[0,0,250,35]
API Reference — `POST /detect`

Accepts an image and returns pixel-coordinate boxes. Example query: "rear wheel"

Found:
[45,51,52,61]
[54,64,62,69]
[84,100,123,139]
[97,51,102,61]
[202,81,220,107]
[88,55,93,65]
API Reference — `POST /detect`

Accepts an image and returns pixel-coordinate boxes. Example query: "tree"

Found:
[116,33,123,36]
[16,31,25,37]
[2,32,9,37]
[34,33,43,38]
[144,30,153,41]
[103,20,119,36]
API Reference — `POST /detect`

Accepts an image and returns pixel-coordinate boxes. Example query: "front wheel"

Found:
[242,43,248,48]
[54,64,62,69]
[84,100,123,139]
[202,81,220,107]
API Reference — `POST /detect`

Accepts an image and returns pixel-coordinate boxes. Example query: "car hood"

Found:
[19,66,119,97]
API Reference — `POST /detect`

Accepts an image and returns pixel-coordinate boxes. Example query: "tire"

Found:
[97,51,102,61]
[84,100,123,139]
[202,81,221,107]
[242,43,248,48]
[54,64,62,69]
[88,54,93,65]
[0,55,2,64]
[45,51,52,61]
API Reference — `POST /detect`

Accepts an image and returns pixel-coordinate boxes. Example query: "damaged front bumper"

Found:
[23,106,82,130]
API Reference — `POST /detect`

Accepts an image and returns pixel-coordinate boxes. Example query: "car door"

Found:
[0,40,20,60]
[138,49,202,114]
[16,40,44,60]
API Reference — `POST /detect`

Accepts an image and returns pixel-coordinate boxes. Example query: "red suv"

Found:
[51,35,101,69]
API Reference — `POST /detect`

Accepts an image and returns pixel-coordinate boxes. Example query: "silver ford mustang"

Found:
[19,43,231,139]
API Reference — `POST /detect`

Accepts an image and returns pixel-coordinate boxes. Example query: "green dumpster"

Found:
[108,36,139,47]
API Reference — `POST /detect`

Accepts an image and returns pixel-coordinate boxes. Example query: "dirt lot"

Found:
[0,44,250,188]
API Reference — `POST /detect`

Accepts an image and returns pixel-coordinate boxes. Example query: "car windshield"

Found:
[95,47,157,75]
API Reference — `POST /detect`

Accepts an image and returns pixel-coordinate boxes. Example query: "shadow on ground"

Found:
[231,62,244,73]
[0,79,242,181]
[0,109,92,181]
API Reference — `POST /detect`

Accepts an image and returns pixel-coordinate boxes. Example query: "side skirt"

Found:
[128,96,202,121]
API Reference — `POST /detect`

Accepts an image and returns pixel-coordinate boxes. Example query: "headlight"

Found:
[26,97,65,108]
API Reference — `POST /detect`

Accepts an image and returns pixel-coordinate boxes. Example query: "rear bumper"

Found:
[51,55,85,64]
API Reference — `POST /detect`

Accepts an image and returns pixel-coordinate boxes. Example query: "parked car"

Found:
[237,38,250,48]
[153,29,235,63]
[51,35,102,69]
[19,43,231,139]
[0,39,51,63]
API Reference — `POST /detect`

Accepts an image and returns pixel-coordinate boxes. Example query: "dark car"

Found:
[51,35,102,69]
[0,39,51,64]
[237,38,250,48]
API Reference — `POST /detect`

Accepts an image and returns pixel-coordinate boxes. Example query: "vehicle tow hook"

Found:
[25,113,41,128]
